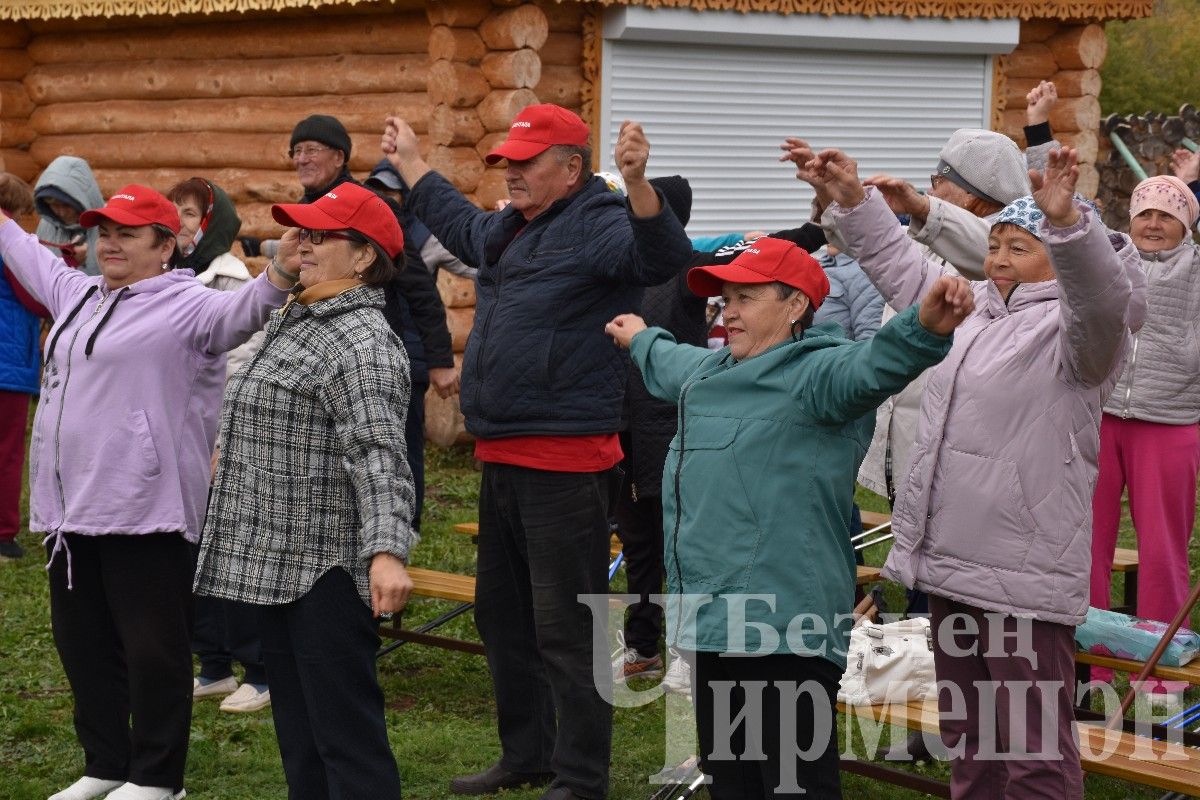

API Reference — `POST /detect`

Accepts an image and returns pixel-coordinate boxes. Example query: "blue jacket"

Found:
[814,251,884,342]
[0,259,40,394]
[409,172,693,438]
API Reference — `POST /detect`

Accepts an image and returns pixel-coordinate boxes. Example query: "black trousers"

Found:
[192,594,267,685]
[694,651,843,800]
[474,463,618,800]
[404,378,429,533]
[613,484,664,658]
[48,533,193,790]
[257,568,401,800]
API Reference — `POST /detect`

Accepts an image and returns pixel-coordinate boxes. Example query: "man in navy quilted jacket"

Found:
[384,105,692,800]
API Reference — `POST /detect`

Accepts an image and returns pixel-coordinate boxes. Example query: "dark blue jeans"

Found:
[474,463,619,800]
[257,569,401,800]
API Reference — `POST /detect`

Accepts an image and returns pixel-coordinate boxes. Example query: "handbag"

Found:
[838,616,936,706]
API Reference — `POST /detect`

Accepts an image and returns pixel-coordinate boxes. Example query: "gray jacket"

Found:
[1103,242,1200,424]
[195,283,416,607]
[33,156,104,276]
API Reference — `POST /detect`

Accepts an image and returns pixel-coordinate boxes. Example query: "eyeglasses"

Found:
[929,174,945,190]
[289,144,333,160]
[298,229,357,245]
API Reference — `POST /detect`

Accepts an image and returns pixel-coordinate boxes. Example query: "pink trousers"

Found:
[0,391,30,542]
[1090,414,1199,623]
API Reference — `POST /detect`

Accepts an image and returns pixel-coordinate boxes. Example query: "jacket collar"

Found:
[983,277,1058,316]
[280,280,382,318]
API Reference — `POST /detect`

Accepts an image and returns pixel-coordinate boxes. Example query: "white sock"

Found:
[48,776,124,800]
[106,784,185,800]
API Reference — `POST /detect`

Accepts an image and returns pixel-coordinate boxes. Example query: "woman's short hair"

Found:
[341,229,397,286]
[151,223,182,268]
[0,172,35,217]
[772,281,817,334]
[166,177,210,211]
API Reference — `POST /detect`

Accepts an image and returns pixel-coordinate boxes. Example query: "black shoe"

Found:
[0,540,24,561]
[450,763,554,796]
[539,787,585,800]
[904,730,947,763]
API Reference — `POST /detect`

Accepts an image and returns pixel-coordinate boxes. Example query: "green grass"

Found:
[1,439,1197,798]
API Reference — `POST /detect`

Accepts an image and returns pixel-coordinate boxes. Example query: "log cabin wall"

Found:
[995,19,1107,198]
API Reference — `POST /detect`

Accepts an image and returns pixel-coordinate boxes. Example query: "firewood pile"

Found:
[1096,104,1199,231]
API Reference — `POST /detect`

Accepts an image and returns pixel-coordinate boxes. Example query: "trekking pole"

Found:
[608,551,624,582]
[1106,579,1200,729]
[855,531,894,552]
[674,772,707,799]
[849,520,891,544]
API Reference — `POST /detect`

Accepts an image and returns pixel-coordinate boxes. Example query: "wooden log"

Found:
[233,201,281,241]
[438,270,476,309]
[1055,129,1099,165]
[92,167,299,205]
[534,65,583,108]
[425,0,493,28]
[0,119,34,148]
[0,49,32,82]
[0,148,37,181]
[481,48,542,90]
[444,306,475,352]
[475,132,508,160]
[1003,44,1056,80]
[428,25,487,63]
[1076,162,1099,199]
[534,0,586,33]
[999,110,1028,143]
[26,14,430,64]
[428,60,491,109]
[477,88,539,131]
[430,105,485,147]
[541,32,583,66]
[475,168,510,210]
[1051,69,1102,98]
[479,5,550,51]
[1048,95,1100,133]
[31,93,430,136]
[31,131,426,172]
[1046,24,1107,71]
[24,54,429,105]
[425,355,470,446]
[1003,77,1041,109]
[0,24,30,50]
[0,81,33,119]
[1019,19,1059,43]
[428,146,486,194]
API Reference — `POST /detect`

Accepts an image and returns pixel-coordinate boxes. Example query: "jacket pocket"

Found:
[236,462,313,556]
[926,447,1035,571]
[669,418,763,592]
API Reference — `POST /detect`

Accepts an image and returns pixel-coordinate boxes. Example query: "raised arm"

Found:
[800,281,967,424]
[1033,148,1144,387]
[171,270,289,355]
[0,216,92,317]
[609,314,713,403]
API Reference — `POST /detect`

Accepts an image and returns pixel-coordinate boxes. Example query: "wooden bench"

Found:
[1110,546,1140,615]
[377,566,484,656]
[839,697,1200,798]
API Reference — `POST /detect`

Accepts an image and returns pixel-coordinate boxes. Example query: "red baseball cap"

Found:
[485,104,590,165]
[687,237,830,309]
[80,184,181,234]
[272,182,404,258]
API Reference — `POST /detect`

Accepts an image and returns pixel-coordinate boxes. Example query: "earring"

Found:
[789,319,797,325]
[161,263,169,270]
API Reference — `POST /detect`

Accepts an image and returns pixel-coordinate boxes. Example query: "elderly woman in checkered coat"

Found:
[195,182,417,800]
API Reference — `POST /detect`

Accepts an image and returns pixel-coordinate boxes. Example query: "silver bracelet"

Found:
[269,258,300,284]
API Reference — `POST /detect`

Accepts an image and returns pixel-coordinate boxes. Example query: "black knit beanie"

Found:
[649,175,692,227]
[290,114,351,161]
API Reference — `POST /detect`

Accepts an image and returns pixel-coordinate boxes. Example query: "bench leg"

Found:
[376,602,478,659]
[1125,570,1138,616]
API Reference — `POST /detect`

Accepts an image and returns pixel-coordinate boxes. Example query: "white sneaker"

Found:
[611,631,664,682]
[192,675,237,699]
[48,776,123,800]
[219,682,271,713]
[103,784,184,800]
[662,648,692,700]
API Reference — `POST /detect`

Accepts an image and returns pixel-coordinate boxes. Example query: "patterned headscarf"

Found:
[994,195,1044,239]
[1130,175,1200,231]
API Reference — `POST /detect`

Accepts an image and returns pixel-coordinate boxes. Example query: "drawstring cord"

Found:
[42,531,74,590]
[85,287,129,358]
[45,286,98,362]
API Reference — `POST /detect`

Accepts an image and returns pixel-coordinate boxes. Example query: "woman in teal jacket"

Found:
[605,237,970,798]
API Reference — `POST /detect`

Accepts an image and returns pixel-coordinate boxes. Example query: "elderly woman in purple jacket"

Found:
[788,144,1144,799]
[0,185,292,800]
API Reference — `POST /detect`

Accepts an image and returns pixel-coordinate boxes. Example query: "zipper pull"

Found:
[631,483,638,503]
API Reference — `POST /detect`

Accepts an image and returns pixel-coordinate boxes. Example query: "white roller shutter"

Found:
[601,40,992,236]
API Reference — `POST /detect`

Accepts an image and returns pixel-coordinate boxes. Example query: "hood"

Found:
[176,181,242,274]
[34,156,105,276]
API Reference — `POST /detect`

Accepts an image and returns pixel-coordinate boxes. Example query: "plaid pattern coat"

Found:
[194,283,417,607]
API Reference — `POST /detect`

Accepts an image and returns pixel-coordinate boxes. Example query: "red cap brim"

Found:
[686,263,774,298]
[484,139,554,165]
[271,202,347,231]
[80,207,162,229]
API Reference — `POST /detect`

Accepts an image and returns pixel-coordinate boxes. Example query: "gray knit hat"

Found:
[937,129,1029,206]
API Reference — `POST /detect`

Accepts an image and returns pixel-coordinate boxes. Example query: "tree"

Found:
[1100,0,1200,115]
